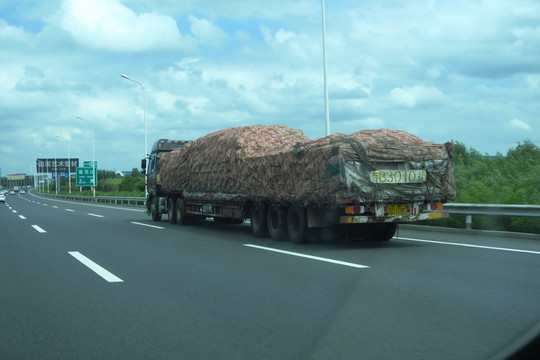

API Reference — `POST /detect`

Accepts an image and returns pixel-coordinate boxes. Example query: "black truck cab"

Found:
[142,139,189,217]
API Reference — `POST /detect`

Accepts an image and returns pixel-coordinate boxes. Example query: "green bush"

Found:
[436,139,540,233]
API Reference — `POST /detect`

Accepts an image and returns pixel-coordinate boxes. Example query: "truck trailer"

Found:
[142,125,455,243]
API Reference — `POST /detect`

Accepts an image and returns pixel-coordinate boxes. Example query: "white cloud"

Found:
[188,15,227,45]
[154,91,179,111]
[509,118,531,131]
[524,75,540,90]
[260,26,297,46]
[390,85,445,108]
[58,0,185,52]
[184,96,209,114]
[0,145,15,154]
[0,19,32,44]
[275,29,295,44]
[426,65,445,79]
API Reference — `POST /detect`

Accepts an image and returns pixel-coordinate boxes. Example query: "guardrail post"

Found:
[466,215,472,230]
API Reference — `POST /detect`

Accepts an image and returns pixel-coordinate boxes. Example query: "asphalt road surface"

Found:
[1,191,540,359]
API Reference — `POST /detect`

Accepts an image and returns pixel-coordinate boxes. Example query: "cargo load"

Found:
[160,124,455,205]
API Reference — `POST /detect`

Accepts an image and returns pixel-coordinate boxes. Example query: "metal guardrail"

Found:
[37,192,146,206]
[444,203,540,217]
[444,203,540,229]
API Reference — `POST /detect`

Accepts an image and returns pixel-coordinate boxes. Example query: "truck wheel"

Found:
[168,198,177,224]
[175,198,190,225]
[267,204,287,241]
[367,223,397,241]
[250,203,268,238]
[150,196,161,222]
[287,206,307,244]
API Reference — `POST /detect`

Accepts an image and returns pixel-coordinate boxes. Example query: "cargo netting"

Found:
[160,124,456,206]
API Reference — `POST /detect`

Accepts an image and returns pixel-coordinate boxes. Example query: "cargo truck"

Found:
[142,125,456,243]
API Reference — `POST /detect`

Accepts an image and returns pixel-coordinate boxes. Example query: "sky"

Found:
[0,0,539,176]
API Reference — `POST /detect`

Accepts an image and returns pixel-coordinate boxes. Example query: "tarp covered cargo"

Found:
[160,124,456,206]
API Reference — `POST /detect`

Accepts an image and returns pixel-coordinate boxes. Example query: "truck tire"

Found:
[175,198,190,225]
[150,196,161,222]
[287,206,307,244]
[367,223,397,241]
[168,197,177,224]
[267,204,287,241]
[250,203,268,238]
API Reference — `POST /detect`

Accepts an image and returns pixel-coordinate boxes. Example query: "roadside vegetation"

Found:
[428,139,540,233]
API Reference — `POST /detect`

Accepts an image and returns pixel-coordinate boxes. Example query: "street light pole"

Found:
[30,163,36,189]
[77,116,96,197]
[121,73,148,198]
[38,153,46,192]
[321,0,330,136]
[56,135,72,194]
[54,149,58,195]
[42,147,50,193]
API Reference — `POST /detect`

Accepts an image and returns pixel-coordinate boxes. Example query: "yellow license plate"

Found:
[387,204,407,216]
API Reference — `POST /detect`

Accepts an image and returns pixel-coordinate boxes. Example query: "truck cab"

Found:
[142,139,189,219]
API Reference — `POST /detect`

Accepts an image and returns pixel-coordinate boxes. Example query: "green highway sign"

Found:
[76,167,97,187]
[83,161,97,168]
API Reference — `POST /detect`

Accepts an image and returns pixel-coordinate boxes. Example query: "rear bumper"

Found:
[340,211,449,224]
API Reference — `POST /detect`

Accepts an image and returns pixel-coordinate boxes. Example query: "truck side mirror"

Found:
[141,159,147,175]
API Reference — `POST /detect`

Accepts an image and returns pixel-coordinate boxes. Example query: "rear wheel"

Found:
[366,223,397,241]
[150,196,161,221]
[175,198,191,225]
[287,206,307,244]
[250,203,268,238]
[168,197,177,224]
[267,204,287,241]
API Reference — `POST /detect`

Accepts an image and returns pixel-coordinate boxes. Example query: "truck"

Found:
[142,125,456,244]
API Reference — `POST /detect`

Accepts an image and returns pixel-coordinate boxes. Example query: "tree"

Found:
[119,168,145,192]
[430,139,540,233]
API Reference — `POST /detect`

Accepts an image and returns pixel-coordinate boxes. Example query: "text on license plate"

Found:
[370,170,426,184]
[387,204,408,216]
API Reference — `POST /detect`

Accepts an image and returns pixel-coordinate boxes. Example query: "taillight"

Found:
[430,203,443,210]
[345,205,364,214]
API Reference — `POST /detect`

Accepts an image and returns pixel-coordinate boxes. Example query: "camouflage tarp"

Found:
[160,124,456,206]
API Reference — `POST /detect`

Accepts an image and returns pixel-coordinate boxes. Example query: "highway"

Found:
[1,191,540,360]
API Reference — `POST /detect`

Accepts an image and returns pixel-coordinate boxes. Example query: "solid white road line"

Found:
[130,221,165,229]
[31,225,47,233]
[88,213,104,218]
[68,251,124,283]
[398,237,540,255]
[243,244,370,269]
